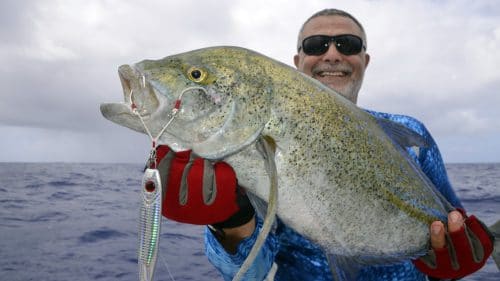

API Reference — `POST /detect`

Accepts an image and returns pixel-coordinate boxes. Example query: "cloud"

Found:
[357,0,500,140]
[0,0,499,163]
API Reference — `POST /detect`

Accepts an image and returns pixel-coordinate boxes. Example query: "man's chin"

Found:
[324,82,347,95]
[328,85,358,104]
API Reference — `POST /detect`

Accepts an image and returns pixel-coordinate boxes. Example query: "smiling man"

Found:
[294,12,369,104]
[156,8,494,281]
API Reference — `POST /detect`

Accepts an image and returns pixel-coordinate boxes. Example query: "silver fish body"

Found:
[101,46,450,264]
[138,168,162,281]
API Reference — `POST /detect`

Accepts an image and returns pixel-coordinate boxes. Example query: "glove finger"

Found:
[181,155,203,205]
[154,145,173,167]
[434,245,454,272]
[464,215,493,263]
[448,225,472,269]
[168,149,192,203]
[413,246,453,278]
[450,208,488,263]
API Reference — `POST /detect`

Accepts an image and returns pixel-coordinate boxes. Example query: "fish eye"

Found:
[191,70,202,79]
[187,67,207,83]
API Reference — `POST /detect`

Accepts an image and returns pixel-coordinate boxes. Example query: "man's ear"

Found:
[293,54,300,68]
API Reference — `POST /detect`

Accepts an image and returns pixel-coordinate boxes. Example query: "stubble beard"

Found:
[330,78,362,104]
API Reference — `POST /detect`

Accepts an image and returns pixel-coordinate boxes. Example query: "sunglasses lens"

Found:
[334,35,363,55]
[301,35,363,56]
[302,36,330,56]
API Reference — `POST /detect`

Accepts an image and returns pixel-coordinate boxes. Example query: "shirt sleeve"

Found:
[204,216,279,281]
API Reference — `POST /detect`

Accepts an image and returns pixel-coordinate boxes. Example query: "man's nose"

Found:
[321,43,342,62]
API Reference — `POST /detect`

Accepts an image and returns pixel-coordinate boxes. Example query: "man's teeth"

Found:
[319,71,347,77]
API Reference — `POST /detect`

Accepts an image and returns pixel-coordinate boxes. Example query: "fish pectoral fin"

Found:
[375,117,430,148]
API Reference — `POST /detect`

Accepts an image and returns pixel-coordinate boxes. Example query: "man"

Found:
[157,9,493,281]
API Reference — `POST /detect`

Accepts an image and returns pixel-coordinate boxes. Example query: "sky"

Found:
[1,0,499,163]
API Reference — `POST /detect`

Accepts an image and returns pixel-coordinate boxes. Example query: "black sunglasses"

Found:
[299,34,366,56]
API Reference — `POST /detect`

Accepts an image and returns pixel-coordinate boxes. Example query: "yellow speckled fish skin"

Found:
[100,46,449,263]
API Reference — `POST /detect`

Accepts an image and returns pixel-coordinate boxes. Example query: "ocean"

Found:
[0,162,498,281]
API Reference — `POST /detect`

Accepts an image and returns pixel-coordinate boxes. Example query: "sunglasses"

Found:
[299,34,366,56]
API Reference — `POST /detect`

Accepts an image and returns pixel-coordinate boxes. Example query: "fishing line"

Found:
[159,253,176,281]
[132,78,210,281]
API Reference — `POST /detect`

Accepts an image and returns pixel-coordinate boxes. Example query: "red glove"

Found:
[150,145,254,226]
[412,209,494,279]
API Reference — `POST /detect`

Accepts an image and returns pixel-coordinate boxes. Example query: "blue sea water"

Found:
[0,162,498,281]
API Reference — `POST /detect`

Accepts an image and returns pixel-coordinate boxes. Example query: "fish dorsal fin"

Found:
[376,116,455,214]
[375,117,430,149]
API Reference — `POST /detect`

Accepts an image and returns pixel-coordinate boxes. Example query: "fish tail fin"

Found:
[490,220,500,270]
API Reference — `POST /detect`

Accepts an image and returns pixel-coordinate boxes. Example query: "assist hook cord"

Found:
[132,75,209,281]
[129,79,208,163]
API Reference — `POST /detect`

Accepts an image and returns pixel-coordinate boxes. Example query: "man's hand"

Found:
[151,145,256,253]
[413,209,494,279]
[429,210,464,250]
[152,145,255,227]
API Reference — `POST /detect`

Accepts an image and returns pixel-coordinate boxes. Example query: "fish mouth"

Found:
[117,64,160,119]
[99,64,165,140]
[110,64,228,152]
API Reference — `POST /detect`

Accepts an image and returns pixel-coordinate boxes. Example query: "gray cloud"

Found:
[1,0,499,163]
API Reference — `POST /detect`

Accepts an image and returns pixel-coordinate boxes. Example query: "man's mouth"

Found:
[317,71,349,77]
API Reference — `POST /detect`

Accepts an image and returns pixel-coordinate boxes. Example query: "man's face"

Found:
[294,15,370,104]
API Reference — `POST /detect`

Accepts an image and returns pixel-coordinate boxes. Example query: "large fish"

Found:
[100,46,468,264]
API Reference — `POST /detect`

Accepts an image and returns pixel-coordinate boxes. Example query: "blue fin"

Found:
[376,116,454,215]
[375,117,430,149]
